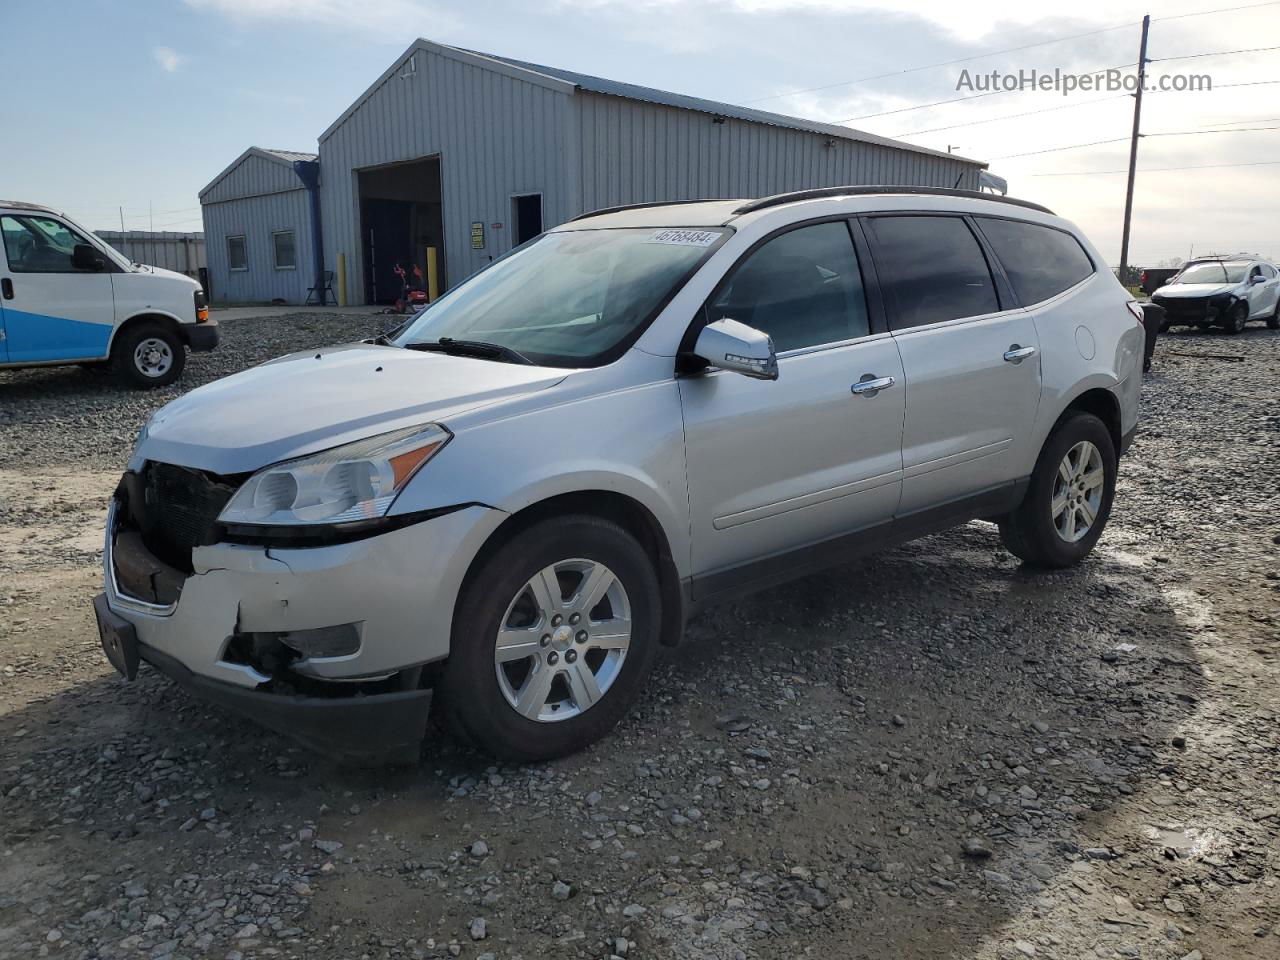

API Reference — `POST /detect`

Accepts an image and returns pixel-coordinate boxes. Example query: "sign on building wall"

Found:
[470,221,485,250]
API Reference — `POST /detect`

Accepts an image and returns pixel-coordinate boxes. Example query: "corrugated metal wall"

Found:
[201,189,313,303]
[574,92,979,211]
[95,231,205,277]
[202,154,306,205]
[319,49,574,304]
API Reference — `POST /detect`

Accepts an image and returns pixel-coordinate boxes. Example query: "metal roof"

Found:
[0,200,60,214]
[198,146,313,200]
[261,149,318,164]
[454,45,984,167]
[319,39,984,168]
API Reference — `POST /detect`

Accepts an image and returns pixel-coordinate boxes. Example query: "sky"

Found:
[3,0,1278,268]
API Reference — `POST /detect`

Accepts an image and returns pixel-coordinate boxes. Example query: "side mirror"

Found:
[693,318,778,381]
[1249,273,1266,285]
[72,244,106,271]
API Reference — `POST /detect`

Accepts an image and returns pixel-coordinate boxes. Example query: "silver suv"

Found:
[93,187,1144,762]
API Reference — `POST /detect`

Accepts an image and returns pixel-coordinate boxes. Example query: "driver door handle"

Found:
[1003,344,1037,363]
[851,375,896,396]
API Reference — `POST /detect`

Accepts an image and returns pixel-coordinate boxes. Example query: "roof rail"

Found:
[568,199,722,223]
[731,185,1055,217]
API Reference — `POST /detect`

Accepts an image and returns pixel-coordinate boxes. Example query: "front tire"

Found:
[998,412,1117,569]
[112,323,185,388]
[440,515,661,761]
[1268,300,1279,330]
[1222,302,1248,334]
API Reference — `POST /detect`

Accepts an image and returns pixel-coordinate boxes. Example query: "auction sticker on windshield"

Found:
[646,229,719,247]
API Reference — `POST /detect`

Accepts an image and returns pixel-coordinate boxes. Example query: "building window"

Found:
[272,230,297,271]
[227,235,248,271]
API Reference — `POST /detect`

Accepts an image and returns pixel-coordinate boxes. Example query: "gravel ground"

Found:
[1,315,1277,960]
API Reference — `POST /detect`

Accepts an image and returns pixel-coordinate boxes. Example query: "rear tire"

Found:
[112,323,185,388]
[998,412,1117,569]
[440,515,661,761]
[1268,300,1279,330]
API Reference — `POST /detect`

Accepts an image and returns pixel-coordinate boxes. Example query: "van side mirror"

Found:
[693,318,778,381]
[72,244,106,271]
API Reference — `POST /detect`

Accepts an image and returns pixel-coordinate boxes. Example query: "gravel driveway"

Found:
[1,315,1276,960]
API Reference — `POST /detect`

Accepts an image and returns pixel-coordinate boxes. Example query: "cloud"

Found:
[153,46,183,72]
[182,0,458,36]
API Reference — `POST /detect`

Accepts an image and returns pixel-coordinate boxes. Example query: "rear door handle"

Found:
[851,374,896,396]
[1,278,12,300]
[1003,344,1037,363]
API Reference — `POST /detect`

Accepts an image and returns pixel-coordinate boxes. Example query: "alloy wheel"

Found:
[493,558,631,722]
[1051,440,1105,543]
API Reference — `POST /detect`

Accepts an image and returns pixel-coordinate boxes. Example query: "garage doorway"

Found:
[357,157,444,305]
[513,193,543,246]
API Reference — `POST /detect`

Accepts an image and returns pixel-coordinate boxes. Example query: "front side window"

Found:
[396,227,727,367]
[0,214,95,273]
[867,216,999,329]
[227,235,248,271]
[976,217,1094,305]
[273,231,296,270]
[706,220,870,352]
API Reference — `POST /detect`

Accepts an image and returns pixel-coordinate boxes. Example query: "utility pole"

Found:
[119,206,125,234]
[1117,14,1150,282]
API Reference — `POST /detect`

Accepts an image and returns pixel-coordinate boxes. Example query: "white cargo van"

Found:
[0,201,217,387]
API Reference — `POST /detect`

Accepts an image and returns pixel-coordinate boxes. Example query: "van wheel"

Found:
[112,323,185,388]
[1222,302,1248,334]
[440,515,660,761]
[998,412,1116,569]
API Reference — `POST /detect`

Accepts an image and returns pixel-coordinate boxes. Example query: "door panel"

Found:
[863,213,1042,515]
[681,336,905,581]
[892,313,1041,513]
[0,214,115,363]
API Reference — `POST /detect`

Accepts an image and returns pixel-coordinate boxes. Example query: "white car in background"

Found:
[1151,255,1280,334]
[0,200,216,387]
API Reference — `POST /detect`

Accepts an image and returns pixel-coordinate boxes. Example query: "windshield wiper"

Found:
[404,337,534,365]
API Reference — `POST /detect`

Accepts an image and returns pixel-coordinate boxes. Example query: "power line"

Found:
[741,22,1135,104]
[1028,157,1280,175]
[1152,0,1280,22]
[1152,44,1280,62]
[743,0,1280,109]
[991,124,1280,159]
[894,93,1130,137]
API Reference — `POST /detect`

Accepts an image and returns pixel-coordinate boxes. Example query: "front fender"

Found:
[391,377,692,578]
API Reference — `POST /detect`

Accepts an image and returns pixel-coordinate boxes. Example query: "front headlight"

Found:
[218,423,450,527]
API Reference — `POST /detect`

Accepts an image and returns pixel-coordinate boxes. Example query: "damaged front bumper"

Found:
[98,496,505,759]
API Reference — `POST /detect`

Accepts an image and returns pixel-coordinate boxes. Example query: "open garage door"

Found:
[357,157,444,305]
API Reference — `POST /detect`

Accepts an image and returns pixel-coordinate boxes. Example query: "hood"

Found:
[130,263,200,286]
[1152,282,1236,299]
[136,344,567,475]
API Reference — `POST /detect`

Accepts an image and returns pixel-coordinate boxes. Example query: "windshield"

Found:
[1174,261,1249,284]
[395,227,728,367]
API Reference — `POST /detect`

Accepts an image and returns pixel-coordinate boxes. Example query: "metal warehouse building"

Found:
[201,40,986,306]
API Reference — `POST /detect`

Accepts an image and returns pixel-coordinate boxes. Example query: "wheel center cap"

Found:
[551,625,573,652]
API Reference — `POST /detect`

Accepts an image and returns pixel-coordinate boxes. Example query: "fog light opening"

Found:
[276,623,362,660]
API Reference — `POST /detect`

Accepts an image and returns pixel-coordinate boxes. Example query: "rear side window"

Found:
[708,220,870,352]
[866,216,999,330]
[976,218,1094,305]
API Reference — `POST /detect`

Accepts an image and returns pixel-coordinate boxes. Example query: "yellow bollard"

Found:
[426,247,440,302]
[337,253,347,307]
